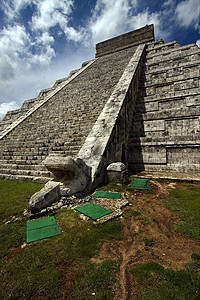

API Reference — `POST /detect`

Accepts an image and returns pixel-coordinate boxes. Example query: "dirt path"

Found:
[91,180,200,300]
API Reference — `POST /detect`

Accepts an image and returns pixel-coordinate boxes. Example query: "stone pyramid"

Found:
[0,24,199,192]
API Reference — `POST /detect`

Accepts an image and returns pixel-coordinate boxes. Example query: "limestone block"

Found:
[144,120,165,132]
[106,162,127,183]
[29,181,60,213]
[145,101,159,112]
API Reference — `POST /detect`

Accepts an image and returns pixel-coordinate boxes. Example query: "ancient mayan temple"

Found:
[0,25,200,192]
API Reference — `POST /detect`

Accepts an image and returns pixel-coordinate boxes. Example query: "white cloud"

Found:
[0,101,19,121]
[0,24,30,81]
[89,0,137,43]
[163,0,174,7]
[38,32,54,46]
[131,10,161,35]
[196,40,200,47]
[175,0,200,29]
[31,0,78,38]
[89,0,164,43]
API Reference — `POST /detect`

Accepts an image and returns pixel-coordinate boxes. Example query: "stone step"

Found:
[0,163,48,171]
[146,39,164,49]
[142,61,200,85]
[143,59,199,76]
[140,71,199,89]
[146,42,198,59]
[21,97,44,110]
[129,134,200,145]
[0,173,50,183]
[145,50,200,69]
[141,90,200,103]
[145,57,200,73]
[133,106,200,121]
[0,168,53,178]
[139,85,200,100]
[146,41,180,55]
[0,159,42,166]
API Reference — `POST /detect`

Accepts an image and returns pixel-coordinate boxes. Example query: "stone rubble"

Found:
[25,191,129,223]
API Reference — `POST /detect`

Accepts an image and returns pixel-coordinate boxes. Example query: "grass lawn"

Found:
[130,258,200,300]
[165,185,200,239]
[0,180,122,299]
[0,179,200,299]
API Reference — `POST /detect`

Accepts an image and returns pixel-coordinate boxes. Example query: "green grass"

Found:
[130,259,200,300]
[1,179,200,299]
[165,186,200,239]
[72,259,118,299]
[0,179,44,220]
[96,182,128,192]
[0,180,122,299]
[144,238,154,247]
[0,180,43,258]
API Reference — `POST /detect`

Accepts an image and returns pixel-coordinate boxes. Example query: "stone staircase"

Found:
[128,39,200,177]
[1,25,199,184]
[0,65,88,132]
[0,46,137,183]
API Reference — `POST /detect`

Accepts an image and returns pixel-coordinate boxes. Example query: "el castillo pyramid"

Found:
[0,25,199,191]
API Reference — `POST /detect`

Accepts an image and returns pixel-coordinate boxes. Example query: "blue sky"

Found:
[0,0,199,120]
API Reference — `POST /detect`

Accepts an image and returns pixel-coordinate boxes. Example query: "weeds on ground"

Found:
[0,180,122,299]
[123,208,141,219]
[96,182,128,192]
[130,258,200,300]
[0,180,43,258]
[0,179,43,220]
[73,259,118,299]
[165,185,200,239]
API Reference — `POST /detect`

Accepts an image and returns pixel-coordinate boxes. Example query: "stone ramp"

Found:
[0,45,137,183]
[78,44,146,188]
[128,39,200,177]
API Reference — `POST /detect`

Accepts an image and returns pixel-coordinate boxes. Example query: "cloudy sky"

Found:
[0,0,199,120]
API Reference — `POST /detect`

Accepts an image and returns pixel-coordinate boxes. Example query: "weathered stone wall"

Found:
[128,40,200,176]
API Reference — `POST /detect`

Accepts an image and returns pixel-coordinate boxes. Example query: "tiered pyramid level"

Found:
[128,39,200,179]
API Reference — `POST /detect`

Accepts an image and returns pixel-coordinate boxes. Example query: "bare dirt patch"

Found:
[91,180,200,300]
[59,262,78,299]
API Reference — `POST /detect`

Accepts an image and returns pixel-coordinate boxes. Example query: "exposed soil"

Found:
[59,262,78,299]
[90,180,200,300]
